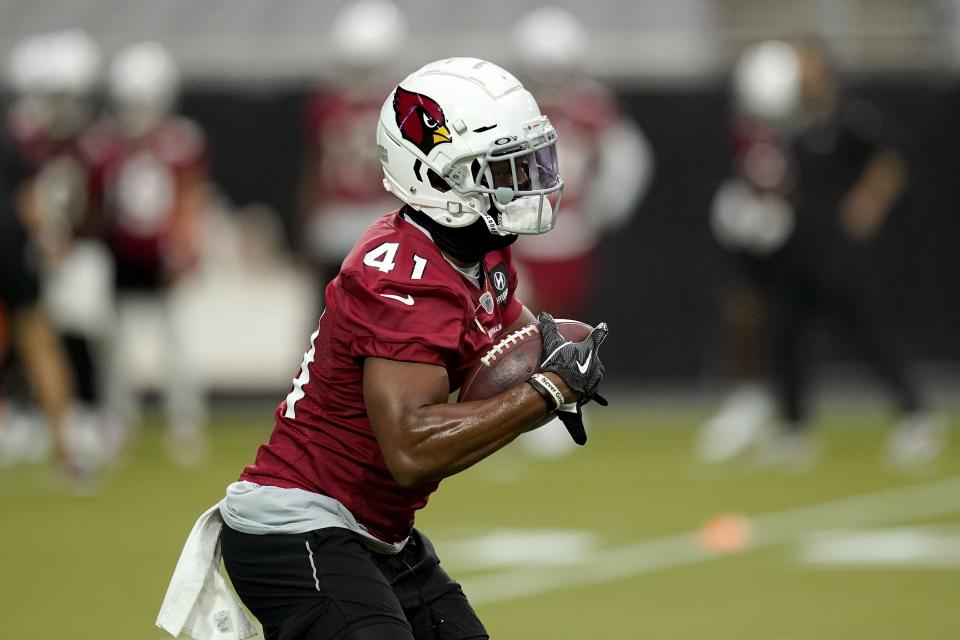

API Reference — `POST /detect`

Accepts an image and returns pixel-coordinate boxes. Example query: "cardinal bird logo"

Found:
[393,86,452,156]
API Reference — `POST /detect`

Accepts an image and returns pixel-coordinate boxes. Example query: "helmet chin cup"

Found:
[494,187,515,207]
[503,195,555,234]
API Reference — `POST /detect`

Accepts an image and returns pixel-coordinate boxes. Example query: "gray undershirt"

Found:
[219,481,408,554]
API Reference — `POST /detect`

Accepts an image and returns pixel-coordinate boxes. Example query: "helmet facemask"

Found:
[442,116,563,236]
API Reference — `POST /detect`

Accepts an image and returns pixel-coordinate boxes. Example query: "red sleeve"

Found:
[338,263,467,369]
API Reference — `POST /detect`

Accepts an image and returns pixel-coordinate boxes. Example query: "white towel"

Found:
[156,503,258,639]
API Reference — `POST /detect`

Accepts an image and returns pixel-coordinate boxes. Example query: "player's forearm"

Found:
[860,149,907,204]
[841,148,908,239]
[384,377,560,488]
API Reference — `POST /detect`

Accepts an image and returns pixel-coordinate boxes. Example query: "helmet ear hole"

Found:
[427,168,451,193]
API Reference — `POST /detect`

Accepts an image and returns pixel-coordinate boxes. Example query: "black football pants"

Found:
[765,258,922,428]
[221,525,488,640]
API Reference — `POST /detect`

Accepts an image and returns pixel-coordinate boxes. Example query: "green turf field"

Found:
[1,404,958,639]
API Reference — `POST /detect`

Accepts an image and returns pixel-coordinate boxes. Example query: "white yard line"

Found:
[462,476,960,606]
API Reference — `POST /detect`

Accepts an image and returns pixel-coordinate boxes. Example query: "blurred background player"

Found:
[0,118,78,478]
[696,40,796,463]
[298,0,408,302]
[96,41,210,466]
[511,6,653,457]
[2,30,112,472]
[698,39,943,467]
[511,6,653,319]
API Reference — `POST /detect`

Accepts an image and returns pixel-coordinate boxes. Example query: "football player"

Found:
[4,30,112,473]
[298,0,410,302]
[94,41,209,466]
[696,40,795,462]
[509,6,652,458]
[510,6,653,319]
[0,128,77,476]
[217,59,610,640]
[699,40,943,466]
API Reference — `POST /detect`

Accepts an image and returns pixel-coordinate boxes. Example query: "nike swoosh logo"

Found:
[380,293,414,306]
[577,350,593,374]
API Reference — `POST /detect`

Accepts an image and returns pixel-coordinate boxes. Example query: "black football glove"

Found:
[538,312,609,444]
[538,311,609,399]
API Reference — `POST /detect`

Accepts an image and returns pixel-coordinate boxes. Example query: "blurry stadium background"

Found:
[1,0,958,638]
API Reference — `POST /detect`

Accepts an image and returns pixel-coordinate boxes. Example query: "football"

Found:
[458,320,594,402]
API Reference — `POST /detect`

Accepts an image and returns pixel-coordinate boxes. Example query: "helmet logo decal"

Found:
[393,86,451,156]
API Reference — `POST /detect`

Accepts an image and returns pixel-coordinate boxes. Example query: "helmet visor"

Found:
[443,116,564,234]
[483,144,560,191]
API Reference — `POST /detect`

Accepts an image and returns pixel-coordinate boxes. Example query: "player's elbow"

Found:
[388,462,434,489]
[381,446,438,489]
[391,469,427,489]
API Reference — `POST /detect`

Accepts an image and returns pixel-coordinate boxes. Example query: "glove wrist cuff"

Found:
[527,373,564,413]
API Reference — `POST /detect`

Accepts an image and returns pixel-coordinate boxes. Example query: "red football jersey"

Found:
[90,117,208,278]
[302,88,401,261]
[305,89,393,204]
[6,104,103,237]
[240,210,524,542]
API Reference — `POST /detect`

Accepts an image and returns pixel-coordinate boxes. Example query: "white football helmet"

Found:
[40,30,101,95]
[8,30,100,96]
[8,30,100,139]
[513,6,587,80]
[377,58,563,236]
[330,0,407,70]
[109,42,180,136]
[7,34,48,97]
[734,40,801,123]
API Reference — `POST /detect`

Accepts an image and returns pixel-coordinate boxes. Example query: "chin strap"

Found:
[479,211,514,237]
